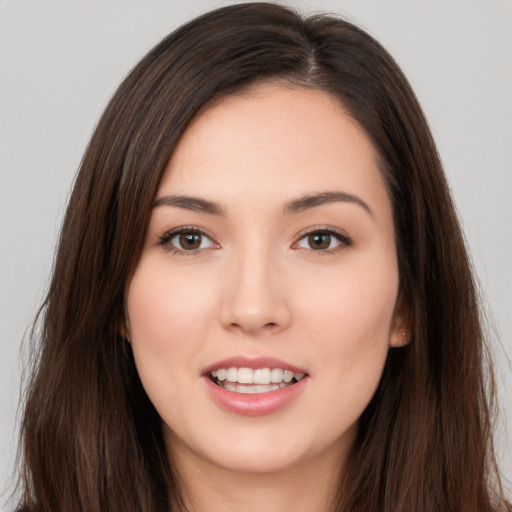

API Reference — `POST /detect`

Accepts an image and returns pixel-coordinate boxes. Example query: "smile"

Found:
[209,367,306,394]
[202,357,309,415]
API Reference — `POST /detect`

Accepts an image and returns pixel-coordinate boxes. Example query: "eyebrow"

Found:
[153,191,372,217]
[153,194,225,215]
[282,191,372,217]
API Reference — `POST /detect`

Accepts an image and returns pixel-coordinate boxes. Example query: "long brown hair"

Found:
[15,3,508,511]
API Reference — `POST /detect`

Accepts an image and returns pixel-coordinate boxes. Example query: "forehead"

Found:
[160,83,389,216]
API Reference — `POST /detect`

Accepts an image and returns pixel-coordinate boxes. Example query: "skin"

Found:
[126,83,408,512]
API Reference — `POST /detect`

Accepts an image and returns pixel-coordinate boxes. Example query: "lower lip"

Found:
[203,376,309,416]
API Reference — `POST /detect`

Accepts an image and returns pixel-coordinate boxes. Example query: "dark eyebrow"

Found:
[282,191,372,217]
[153,194,224,216]
[153,191,371,217]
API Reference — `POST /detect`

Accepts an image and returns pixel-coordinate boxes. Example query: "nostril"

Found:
[228,321,278,332]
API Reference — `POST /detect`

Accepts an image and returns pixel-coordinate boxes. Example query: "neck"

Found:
[168,441,345,512]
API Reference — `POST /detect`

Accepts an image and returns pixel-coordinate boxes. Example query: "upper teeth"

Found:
[211,367,305,385]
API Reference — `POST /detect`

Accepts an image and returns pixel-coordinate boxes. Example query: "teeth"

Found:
[210,366,306,393]
[226,367,238,382]
[223,382,236,392]
[253,368,271,384]
[237,367,253,384]
[270,368,283,383]
[237,384,257,394]
[219,381,289,393]
[283,370,294,383]
[256,384,280,393]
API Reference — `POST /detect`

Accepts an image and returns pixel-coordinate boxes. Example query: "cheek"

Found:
[124,257,221,409]
[294,254,399,382]
[126,257,216,350]
[300,265,397,431]
[300,260,397,338]
[124,257,223,427]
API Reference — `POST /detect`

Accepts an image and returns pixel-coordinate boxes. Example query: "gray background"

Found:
[1,0,511,505]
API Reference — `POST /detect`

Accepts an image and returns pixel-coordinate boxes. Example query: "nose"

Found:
[219,246,291,336]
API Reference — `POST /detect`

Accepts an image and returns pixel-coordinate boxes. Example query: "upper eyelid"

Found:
[158,225,216,242]
[293,227,353,250]
[155,225,352,248]
[294,226,351,241]
[156,226,219,255]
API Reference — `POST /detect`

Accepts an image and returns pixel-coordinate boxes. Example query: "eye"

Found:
[294,229,352,252]
[158,227,217,254]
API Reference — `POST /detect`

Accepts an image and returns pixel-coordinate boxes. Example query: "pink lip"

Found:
[203,374,309,416]
[201,356,308,375]
[201,356,309,417]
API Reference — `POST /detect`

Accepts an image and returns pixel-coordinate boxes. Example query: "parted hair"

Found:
[15,3,508,511]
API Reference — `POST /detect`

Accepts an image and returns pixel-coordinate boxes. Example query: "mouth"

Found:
[208,367,307,394]
[202,358,309,415]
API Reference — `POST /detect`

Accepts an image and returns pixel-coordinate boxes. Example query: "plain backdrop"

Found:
[1,0,511,506]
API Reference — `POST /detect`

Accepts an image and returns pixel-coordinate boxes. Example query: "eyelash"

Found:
[157,226,353,256]
[157,226,218,256]
[292,227,353,255]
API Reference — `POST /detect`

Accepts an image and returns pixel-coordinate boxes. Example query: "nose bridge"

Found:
[220,237,290,334]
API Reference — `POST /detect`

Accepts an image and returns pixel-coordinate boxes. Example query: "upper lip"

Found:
[201,356,308,375]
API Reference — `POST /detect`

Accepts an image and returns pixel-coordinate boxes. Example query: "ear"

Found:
[119,315,131,343]
[390,293,411,348]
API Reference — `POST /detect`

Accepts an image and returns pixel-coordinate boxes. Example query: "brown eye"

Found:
[308,233,331,250]
[159,228,216,253]
[179,232,202,250]
[294,229,352,252]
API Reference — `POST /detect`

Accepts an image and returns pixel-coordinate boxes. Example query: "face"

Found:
[126,83,407,476]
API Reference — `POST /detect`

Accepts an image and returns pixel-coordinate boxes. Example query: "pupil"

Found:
[180,232,201,250]
[309,233,330,250]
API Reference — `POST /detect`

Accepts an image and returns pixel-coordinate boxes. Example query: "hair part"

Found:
[15,3,506,511]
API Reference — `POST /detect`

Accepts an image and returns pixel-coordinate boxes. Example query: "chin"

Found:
[165,421,313,474]
[207,443,310,475]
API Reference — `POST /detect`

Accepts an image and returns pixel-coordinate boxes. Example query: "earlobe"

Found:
[390,293,411,347]
[390,326,410,347]
[119,316,132,343]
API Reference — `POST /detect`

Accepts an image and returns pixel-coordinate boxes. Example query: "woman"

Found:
[14,3,510,511]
